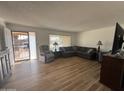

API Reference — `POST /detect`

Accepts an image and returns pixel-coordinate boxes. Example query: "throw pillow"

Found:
[87,49,93,54]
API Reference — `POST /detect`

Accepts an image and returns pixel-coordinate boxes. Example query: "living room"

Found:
[0,1,124,92]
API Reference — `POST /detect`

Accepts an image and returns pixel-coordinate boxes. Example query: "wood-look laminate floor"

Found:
[1,57,111,91]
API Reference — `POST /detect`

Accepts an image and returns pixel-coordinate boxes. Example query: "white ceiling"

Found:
[0,1,124,32]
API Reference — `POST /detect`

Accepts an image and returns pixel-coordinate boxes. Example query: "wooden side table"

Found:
[97,51,111,62]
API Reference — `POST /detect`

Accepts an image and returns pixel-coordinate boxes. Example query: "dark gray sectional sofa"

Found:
[59,46,97,60]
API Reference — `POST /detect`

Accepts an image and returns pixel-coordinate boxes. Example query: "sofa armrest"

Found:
[40,51,54,56]
[40,52,45,56]
[90,51,97,59]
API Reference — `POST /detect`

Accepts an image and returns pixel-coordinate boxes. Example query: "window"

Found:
[49,35,71,51]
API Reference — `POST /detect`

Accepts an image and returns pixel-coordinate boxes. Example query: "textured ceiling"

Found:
[0,1,124,32]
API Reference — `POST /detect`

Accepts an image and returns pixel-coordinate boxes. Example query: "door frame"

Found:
[11,31,31,62]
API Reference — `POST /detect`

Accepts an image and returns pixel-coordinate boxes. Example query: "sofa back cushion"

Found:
[59,46,76,52]
[77,47,88,52]
[40,45,50,53]
[59,47,66,52]
[77,46,96,53]
[64,47,74,51]
[72,46,78,51]
[87,49,94,53]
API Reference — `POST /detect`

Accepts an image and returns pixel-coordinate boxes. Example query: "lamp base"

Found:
[98,46,100,52]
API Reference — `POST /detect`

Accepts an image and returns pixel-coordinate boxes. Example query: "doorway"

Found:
[12,32,30,62]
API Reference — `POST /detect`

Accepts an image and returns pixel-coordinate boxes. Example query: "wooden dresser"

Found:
[0,49,12,88]
[100,55,124,90]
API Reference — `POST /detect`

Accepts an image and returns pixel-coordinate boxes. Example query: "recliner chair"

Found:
[39,45,55,63]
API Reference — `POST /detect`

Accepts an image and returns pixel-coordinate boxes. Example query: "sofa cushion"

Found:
[65,51,75,54]
[72,46,78,51]
[59,47,66,52]
[64,47,74,51]
[77,47,83,51]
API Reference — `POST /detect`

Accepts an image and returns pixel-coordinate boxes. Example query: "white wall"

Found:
[0,18,5,50]
[77,26,116,51]
[7,24,78,59]
[0,18,5,26]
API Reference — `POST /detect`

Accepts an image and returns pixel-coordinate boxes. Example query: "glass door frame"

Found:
[11,31,30,62]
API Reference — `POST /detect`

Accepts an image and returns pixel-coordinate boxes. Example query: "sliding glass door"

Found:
[12,32,30,62]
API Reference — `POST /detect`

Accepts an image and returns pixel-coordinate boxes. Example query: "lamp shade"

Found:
[97,41,103,45]
[53,42,58,46]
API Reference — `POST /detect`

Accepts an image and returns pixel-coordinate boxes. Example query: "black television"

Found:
[111,23,124,54]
